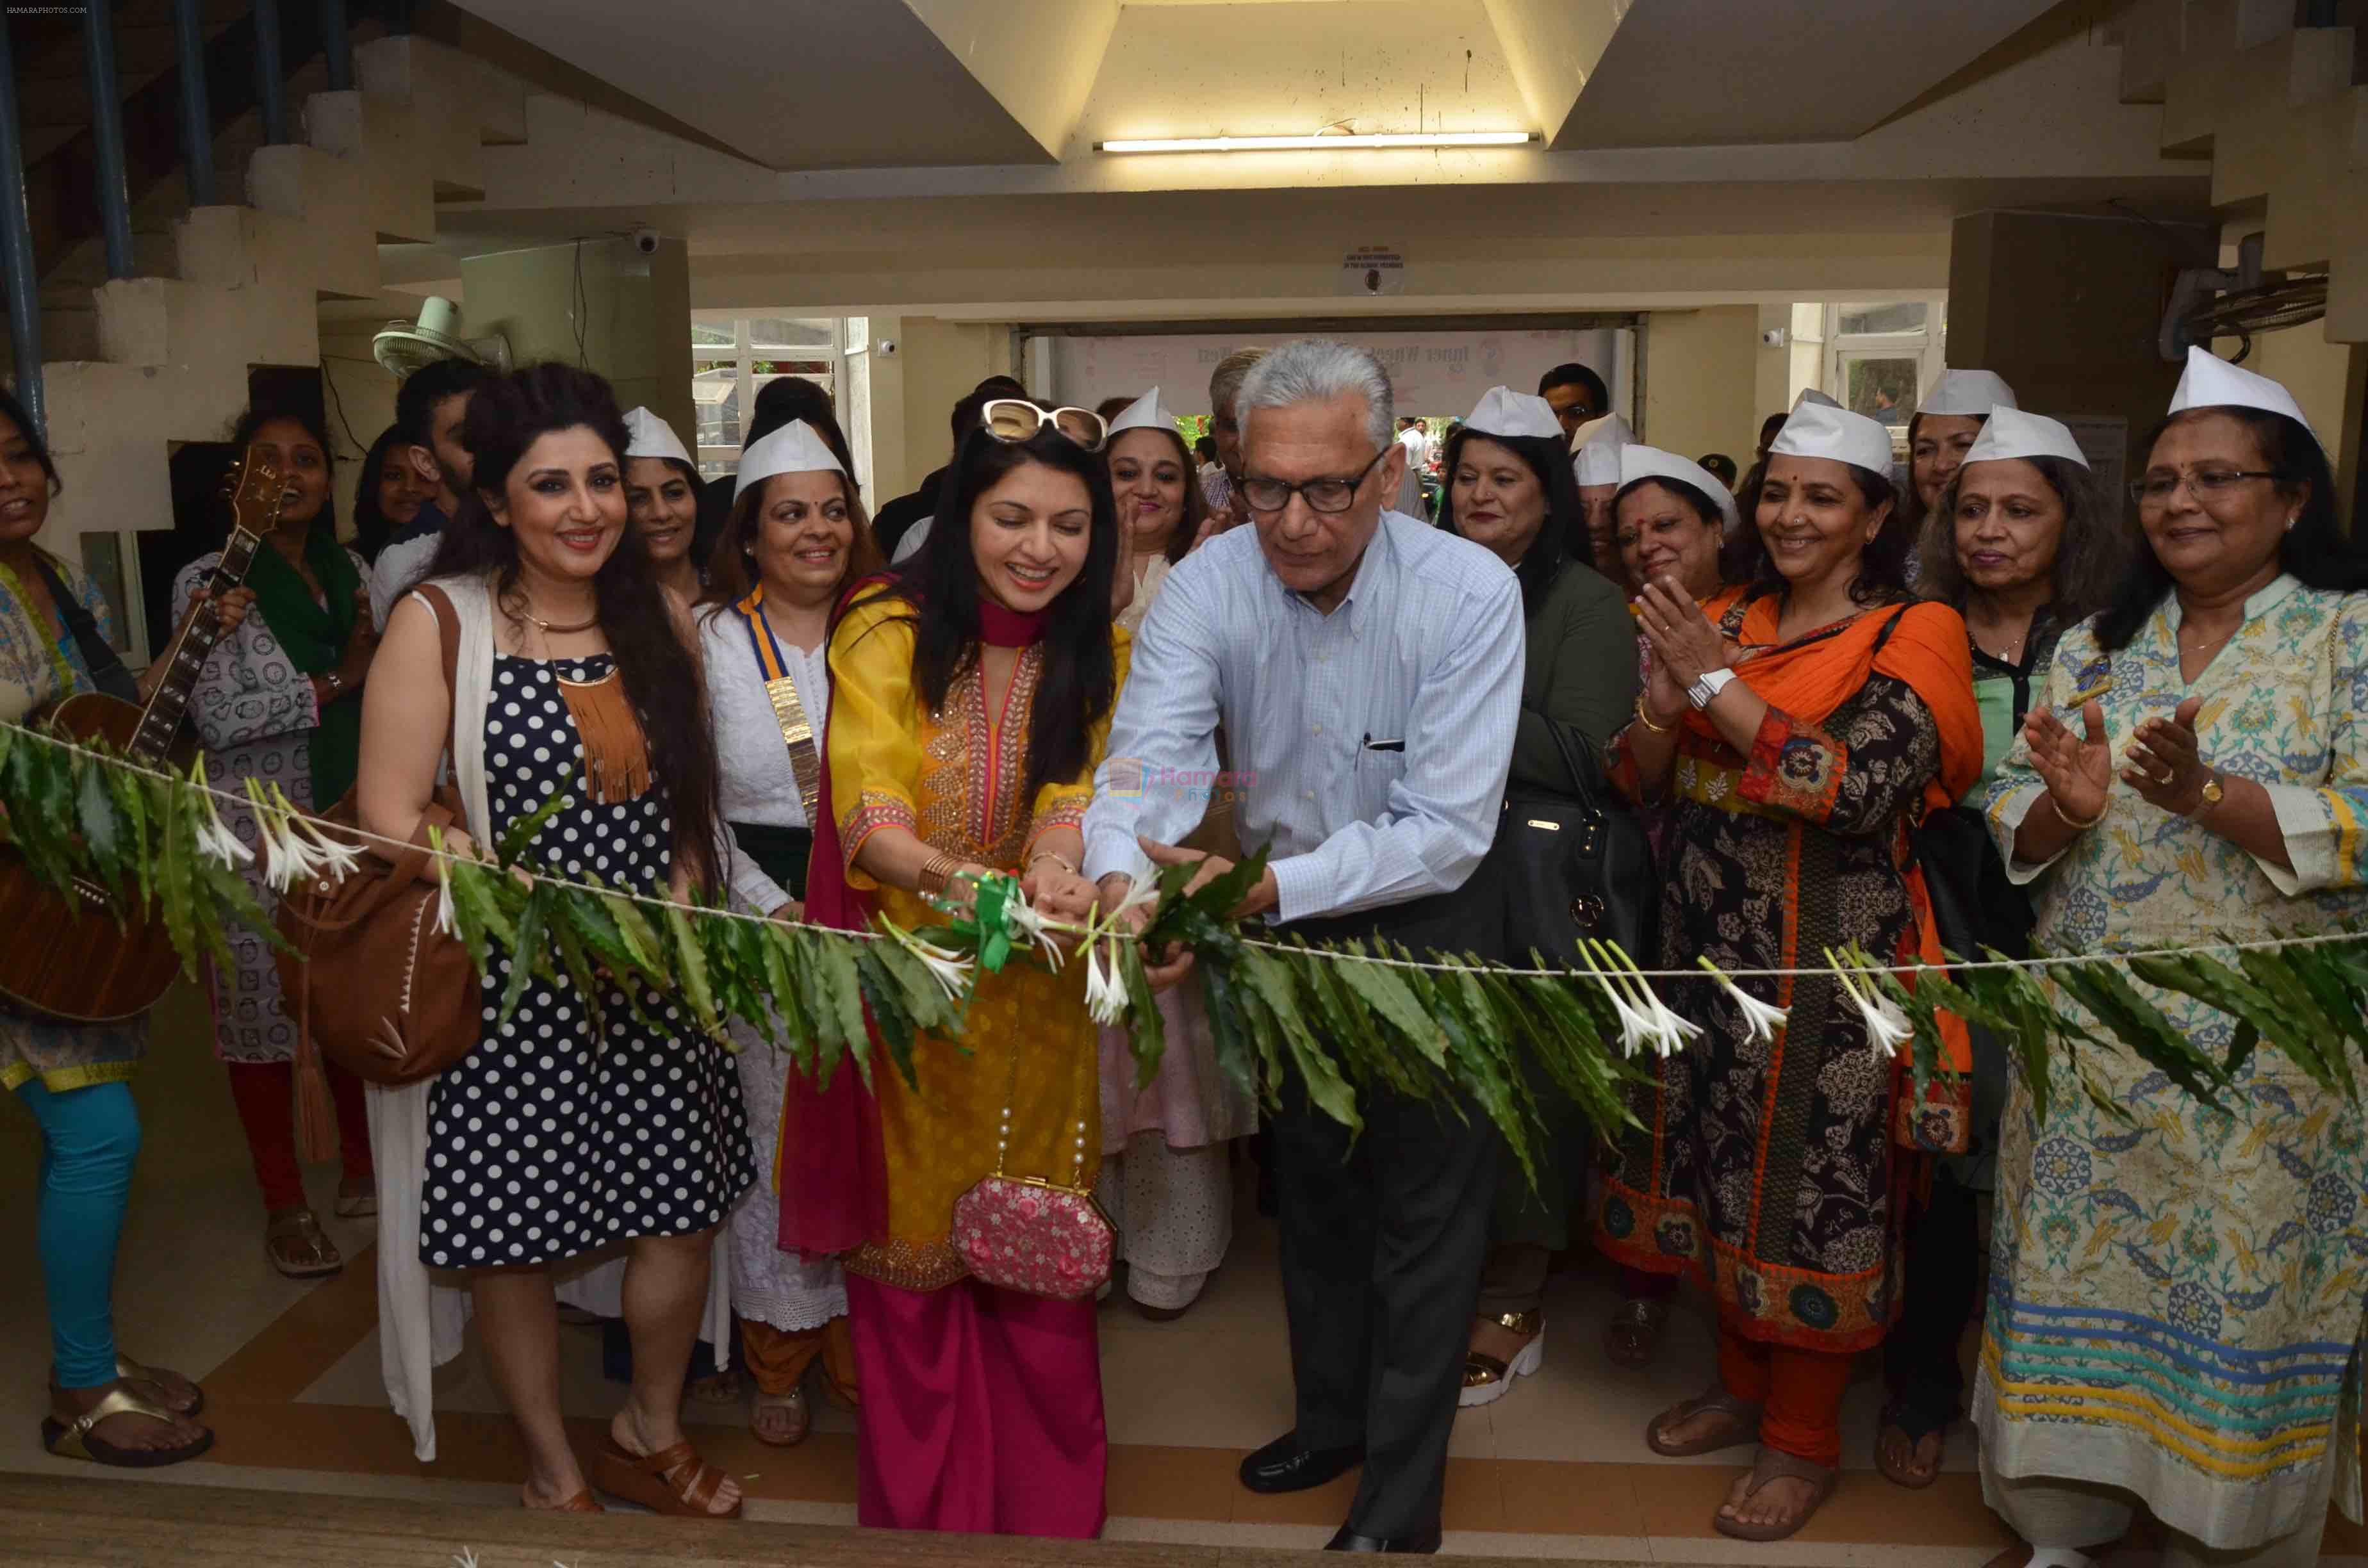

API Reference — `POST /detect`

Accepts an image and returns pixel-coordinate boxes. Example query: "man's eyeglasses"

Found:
[2129,467,2278,507]
[982,399,1108,453]
[1240,445,1391,516]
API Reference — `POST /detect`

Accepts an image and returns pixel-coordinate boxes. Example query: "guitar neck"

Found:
[127,528,268,765]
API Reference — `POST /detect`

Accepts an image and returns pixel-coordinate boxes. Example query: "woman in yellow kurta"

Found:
[800,402,1128,1539]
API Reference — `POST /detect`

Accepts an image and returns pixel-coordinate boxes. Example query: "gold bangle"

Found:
[1027,849,1080,878]
[2048,793,2106,832]
[1632,695,1678,735]
[918,850,960,897]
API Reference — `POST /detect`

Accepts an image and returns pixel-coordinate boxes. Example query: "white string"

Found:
[8,724,880,942]
[13,724,2367,984]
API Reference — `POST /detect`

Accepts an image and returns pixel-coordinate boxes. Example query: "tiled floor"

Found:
[3,984,2359,1565]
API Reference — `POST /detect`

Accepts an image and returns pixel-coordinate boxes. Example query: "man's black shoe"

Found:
[1238,1432,1365,1494]
[1324,1524,1443,1553]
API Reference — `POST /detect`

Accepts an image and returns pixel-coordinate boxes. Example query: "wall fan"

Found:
[372,297,513,378]
[2158,233,2328,363]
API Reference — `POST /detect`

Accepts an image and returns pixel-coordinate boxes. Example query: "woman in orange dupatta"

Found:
[1595,402,1982,1542]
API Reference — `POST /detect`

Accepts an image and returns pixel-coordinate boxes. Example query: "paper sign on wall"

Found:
[2062,416,2128,512]
[1342,247,1404,297]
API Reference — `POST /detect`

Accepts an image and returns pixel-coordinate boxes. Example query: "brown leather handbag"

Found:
[275,585,479,1151]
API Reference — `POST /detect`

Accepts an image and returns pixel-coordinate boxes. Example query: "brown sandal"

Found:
[591,1435,743,1517]
[751,1387,810,1448]
[265,1209,343,1278]
[1646,1387,1763,1457]
[526,1487,605,1512]
[1875,1400,1946,1489]
[1714,1446,1836,1542]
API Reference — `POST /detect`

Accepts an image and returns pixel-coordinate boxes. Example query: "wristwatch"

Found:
[1687,667,1736,711]
[2188,771,2225,819]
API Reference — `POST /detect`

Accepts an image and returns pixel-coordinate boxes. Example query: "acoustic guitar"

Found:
[0,447,286,1022]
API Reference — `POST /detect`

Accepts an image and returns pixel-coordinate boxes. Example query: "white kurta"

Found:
[701,607,850,1333]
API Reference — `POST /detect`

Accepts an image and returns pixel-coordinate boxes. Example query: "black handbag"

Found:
[1488,717,1659,967]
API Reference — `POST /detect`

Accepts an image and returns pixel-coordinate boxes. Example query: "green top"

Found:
[1509,559,1640,796]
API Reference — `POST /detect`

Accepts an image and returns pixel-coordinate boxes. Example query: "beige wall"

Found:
[1643,307,1761,467]
[459,236,696,452]
[320,322,402,540]
[882,316,1018,499]
[2249,326,2364,514]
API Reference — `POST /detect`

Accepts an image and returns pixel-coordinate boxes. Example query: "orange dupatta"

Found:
[1687,585,1985,1149]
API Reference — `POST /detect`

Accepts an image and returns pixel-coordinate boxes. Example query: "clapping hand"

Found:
[1633,575,1732,690]
[2023,699,2113,825]
[2122,696,2212,817]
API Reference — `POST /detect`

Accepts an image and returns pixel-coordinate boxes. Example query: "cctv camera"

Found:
[631,228,661,256]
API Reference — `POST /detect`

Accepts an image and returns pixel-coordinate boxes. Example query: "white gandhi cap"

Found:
[1917,370,2018,419]
[1770,402,1895,475]
[1107,387,1178,437]
[1618,445,1741,532]
[1959,407,2089,470]
[1572,412,1634,487]
[621,407,693,468]
[736,419,844,491]
[1462,386,1563,443]
[2166,345,2321,455]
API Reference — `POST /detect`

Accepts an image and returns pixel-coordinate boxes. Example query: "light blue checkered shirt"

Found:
[1083,509,1524,925]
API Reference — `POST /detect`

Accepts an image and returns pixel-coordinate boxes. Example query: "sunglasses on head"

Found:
[981,398,1108,453]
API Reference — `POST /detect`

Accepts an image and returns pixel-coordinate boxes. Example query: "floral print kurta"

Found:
[828,596,1129,1291]
[1977,576,2368,1550]
[1595,598,1948,1352]
[174,551,354,1065]
[0,556,145,1090]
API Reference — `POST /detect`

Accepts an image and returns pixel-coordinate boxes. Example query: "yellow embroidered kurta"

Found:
[828,596,1130,1291]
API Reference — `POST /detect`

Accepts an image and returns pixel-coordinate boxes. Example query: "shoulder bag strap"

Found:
[32,555,138,701]
[1542,716,1607,821]
[409,582,469,834]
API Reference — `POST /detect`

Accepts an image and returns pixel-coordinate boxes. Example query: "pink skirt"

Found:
[846,1271,1107,1537]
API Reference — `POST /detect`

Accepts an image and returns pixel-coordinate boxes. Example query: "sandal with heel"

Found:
[591,1434,743,1518]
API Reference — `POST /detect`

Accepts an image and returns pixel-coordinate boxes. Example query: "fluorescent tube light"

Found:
[1097,131,1536,154]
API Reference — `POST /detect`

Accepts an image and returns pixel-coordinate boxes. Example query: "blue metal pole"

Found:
[0,14,43,434]
[320,0,351,91]
[83,0,137,279]
[254,0,287,145]
[172,0,217,206]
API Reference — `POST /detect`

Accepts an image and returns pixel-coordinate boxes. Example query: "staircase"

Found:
[2116,1,2368,341]
[6,13,528,562]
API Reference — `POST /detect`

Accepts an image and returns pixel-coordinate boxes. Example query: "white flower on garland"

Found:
[1004,892,1069,972]
[428,826,459,937]
[885,920,976,1002]
[1083,935,1130,1025]
[1698,956,1789,1045]
[1828,948,1912,1057]
[188,756,253,869]
[244,778,362,893]
[1080,876,1158,1027]
[1584,939,1700,1058]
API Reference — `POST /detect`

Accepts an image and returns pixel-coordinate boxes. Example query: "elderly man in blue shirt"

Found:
[1083,339,1524,1554]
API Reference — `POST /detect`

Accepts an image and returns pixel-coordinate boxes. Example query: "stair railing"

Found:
[0,15,43,432]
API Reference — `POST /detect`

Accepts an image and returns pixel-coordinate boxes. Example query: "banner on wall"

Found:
[1044,327,1634,423]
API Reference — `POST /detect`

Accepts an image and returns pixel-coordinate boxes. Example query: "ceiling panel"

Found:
[1553,0,2066,148]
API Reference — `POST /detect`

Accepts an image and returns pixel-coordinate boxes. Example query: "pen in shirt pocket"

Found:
[1361,733,1405,753]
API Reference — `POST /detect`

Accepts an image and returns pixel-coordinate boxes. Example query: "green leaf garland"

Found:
[9,721,2368,1182]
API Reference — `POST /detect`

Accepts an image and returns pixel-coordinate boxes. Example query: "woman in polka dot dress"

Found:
[359,364,750,1518]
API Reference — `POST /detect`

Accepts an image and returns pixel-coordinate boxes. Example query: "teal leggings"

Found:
[13,1079,139,1390]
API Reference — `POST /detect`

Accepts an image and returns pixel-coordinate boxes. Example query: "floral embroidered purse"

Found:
[950,1025,1114,1300]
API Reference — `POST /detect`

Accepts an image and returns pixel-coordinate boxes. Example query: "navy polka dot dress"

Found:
[420,654,753,1270]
